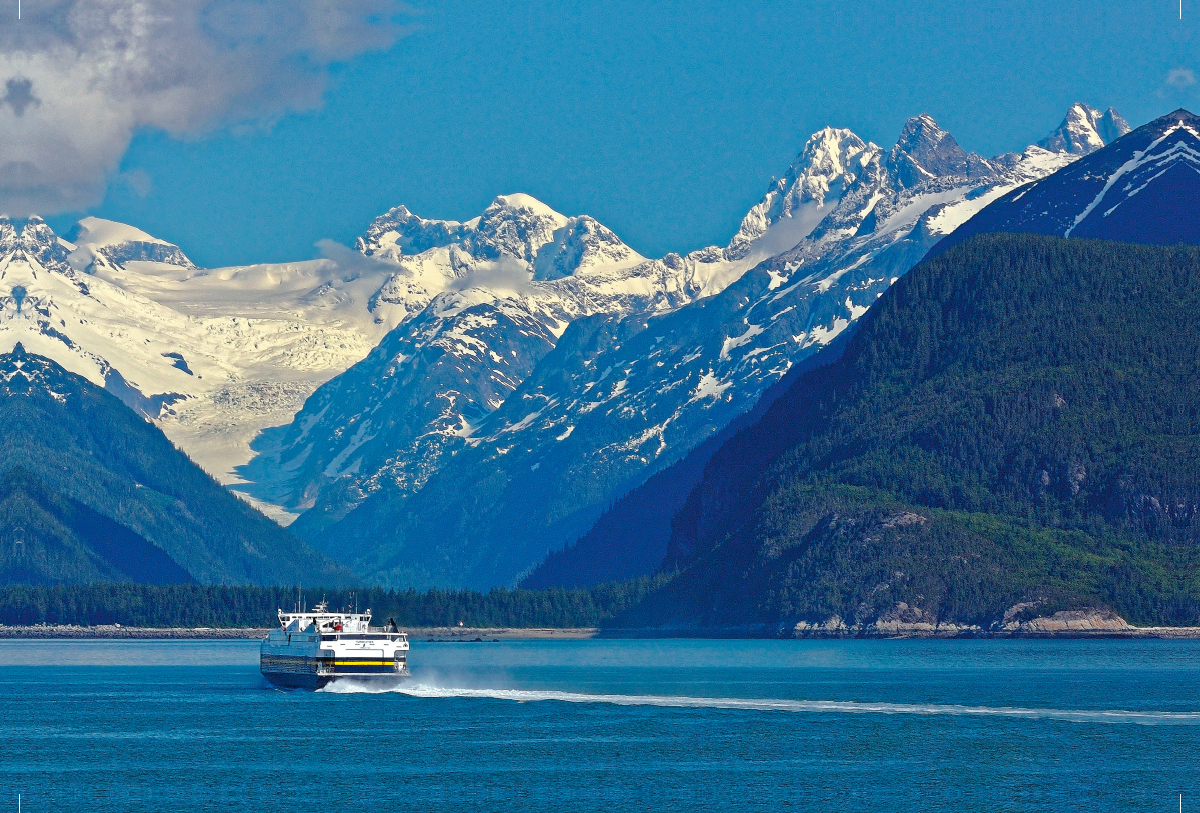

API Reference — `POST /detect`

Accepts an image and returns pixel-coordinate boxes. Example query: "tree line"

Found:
[0,577,668,628]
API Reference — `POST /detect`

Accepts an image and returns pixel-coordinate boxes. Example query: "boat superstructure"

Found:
[260,600,410,690]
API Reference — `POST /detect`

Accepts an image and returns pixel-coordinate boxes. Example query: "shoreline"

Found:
[0,625,602,641]
[2,624,1200,640]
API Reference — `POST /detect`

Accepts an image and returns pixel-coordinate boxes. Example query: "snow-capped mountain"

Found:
[237,195,712,519]
[935,108,1200,252]
[363,193,645,274]
[0,216,420,521]
[243,121,1011,526]
[65,216,197,273]
[1037,103,1129,155]
[8,101,1130,587]
[269,104,1130,589]
[0,192,754,531]
[698,127,877,288]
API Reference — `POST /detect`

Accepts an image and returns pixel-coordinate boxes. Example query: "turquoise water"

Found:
[1,638,1199,811]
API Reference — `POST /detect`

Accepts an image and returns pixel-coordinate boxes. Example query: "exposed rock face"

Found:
[786,606,1136,638]
[1001,609,1133,634]
[789,603,983,638]
[887,114,996,187]
[1038,103,1130,155]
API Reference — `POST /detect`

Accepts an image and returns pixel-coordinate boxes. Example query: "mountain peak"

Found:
[20,216,57,242]
[7,216,74,275]
[0,341,57,390]
[789,127,875,205]
[489,193,567,220]
[933,107,1200,253]
[68,217,171,248]
[1154,108,1200,133]
[720,126,879,262]
[887,114,981,187]
[360,194,575,262]
[895,114,956,150]
[357,204,470,257]
[64,217,195,272]
[532,215,644,280]
[1038,103,1131,155]
[476,195,572,263]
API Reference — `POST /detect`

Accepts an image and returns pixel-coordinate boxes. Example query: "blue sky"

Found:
[41,0,1200,267]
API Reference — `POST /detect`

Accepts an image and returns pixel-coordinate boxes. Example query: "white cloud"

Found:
[447,255,538,296]
[1166,67,1197,89]
[315,238,406,276]
[0,0,414,215]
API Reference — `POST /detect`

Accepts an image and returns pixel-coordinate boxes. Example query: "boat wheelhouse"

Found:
[260,600,410,690]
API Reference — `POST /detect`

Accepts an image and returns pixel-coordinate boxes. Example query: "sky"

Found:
[4,0,1199,267]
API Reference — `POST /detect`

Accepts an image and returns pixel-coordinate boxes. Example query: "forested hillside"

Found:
[617,234,1200,628]
[0,345,353,587]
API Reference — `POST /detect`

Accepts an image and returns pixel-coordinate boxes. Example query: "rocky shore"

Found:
[1,610,1196,640]
[787,608,1200,639]
[603,608,1200,639]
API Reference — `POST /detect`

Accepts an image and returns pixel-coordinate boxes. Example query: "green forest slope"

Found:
[0,345,354,587]
[619,234,1200,628]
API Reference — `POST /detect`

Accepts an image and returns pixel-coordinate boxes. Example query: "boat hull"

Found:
[261,670,409,691]
[263,670,329,690]
[261,608,410,691]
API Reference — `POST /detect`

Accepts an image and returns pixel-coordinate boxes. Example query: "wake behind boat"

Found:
[260,600,410,690]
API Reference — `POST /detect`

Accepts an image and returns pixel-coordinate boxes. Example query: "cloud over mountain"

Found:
[0,0,413,214]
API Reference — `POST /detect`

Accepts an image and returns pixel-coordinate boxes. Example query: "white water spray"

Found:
[318,682,1200,725]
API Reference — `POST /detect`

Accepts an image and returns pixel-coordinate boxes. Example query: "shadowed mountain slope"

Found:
[932,109,1200,255]
[0,345,353,587]
[613,234,1200,629]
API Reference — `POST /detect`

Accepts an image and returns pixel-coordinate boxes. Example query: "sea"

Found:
[1,637,1198,812]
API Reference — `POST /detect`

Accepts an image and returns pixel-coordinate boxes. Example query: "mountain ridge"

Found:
[615,233,1200,629]
[932,108,1200,255]
[288,104,1129,589]
[526,106,1178,592]
[0,343,353,586]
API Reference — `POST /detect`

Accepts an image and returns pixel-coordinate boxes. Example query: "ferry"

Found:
[260,600,410,690]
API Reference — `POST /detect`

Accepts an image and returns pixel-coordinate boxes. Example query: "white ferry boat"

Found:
[260,600,410,689]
